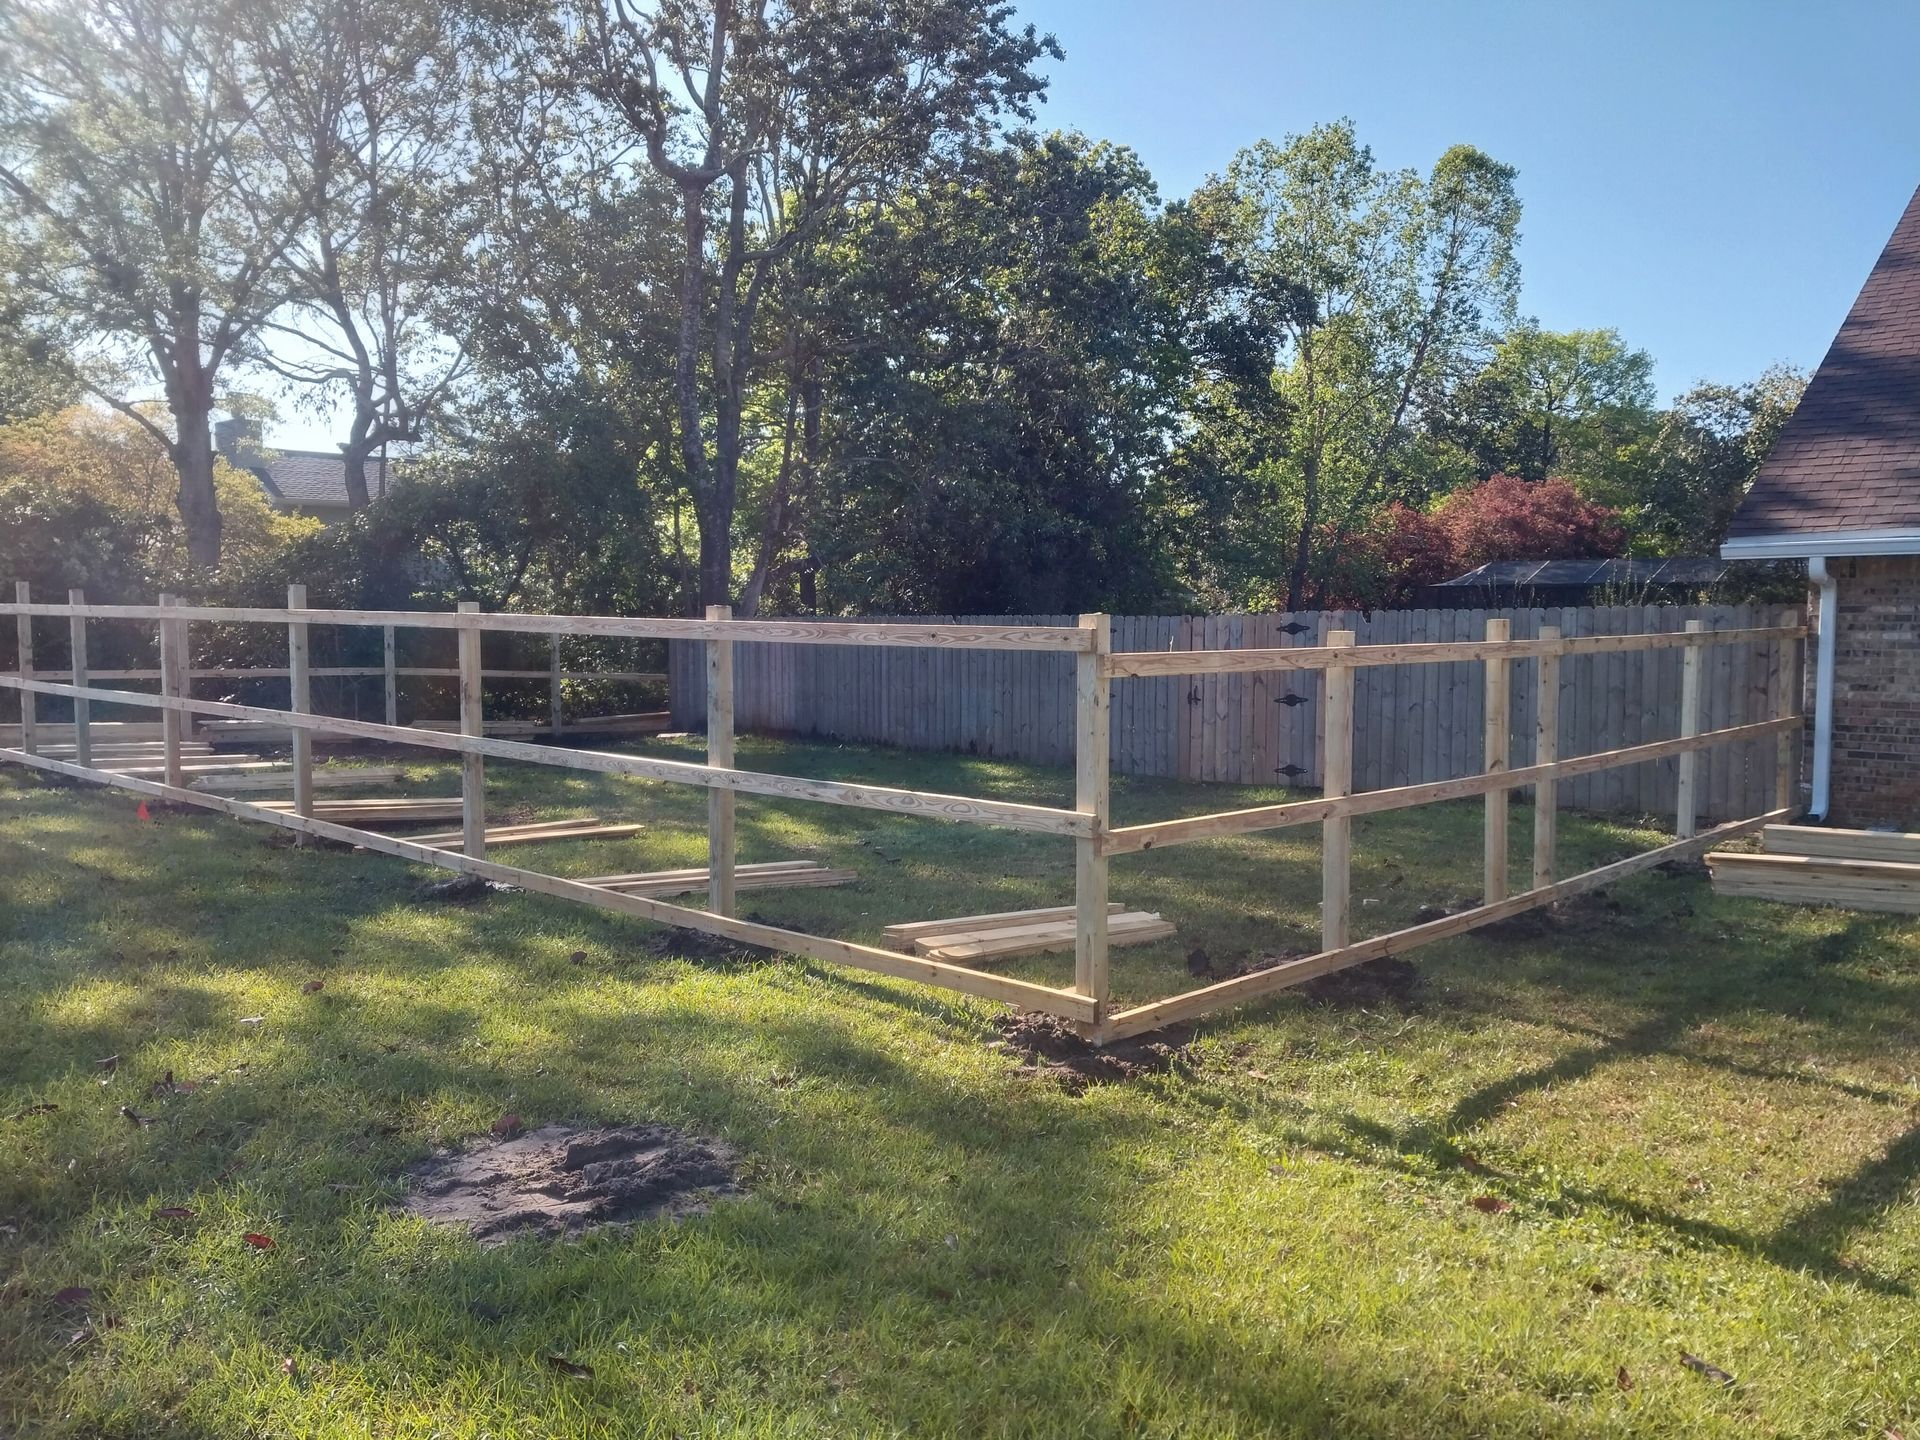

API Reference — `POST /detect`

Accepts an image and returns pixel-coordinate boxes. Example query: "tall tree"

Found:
[1210,121,1522,607]
[249,0,475,510]
[0,0,311,567]
[544,0,1057,609]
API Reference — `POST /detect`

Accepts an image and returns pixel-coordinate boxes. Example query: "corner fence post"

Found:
[14,581,36,756]
[1776,627,1802,814]
[1320,629,1355,951]
[1532,625,1561,889]
[67,588,90,768]
[705,604,736,917]
[549,633,564,737]
[1677,619,1704,838]
[288,585,314,842]
[1483,617,1512,903]
[458,601,486,856]
[158,592,184,788]
[1075,613,1112,1020]
[383,624,398,729]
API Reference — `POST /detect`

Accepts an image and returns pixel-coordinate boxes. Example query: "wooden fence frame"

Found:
[0,585,1805,1045]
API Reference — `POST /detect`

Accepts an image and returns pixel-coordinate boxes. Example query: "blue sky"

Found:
[271,0,1920,449]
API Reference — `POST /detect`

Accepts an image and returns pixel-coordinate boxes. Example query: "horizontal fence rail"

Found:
[2,586,1806,1044]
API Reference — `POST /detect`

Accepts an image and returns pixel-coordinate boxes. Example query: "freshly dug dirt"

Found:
[412,874,507,905]
[991,1013,1193,1093]
[1299,954,1423,1007]
[643,925,776,964]
[400,1123,741,1245]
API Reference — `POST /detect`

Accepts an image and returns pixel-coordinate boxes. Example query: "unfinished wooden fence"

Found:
[1,587,1803,1044]
[671,605,1799,820]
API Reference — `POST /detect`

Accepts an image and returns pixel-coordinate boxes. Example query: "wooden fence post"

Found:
[706,604,736,916]
[1776,630,1802,814]
[1532,625,1561,890]
[458,601,486,856]
[383,624,398,729]
[1677,618,1704,837]
[158,593,184,788]
[67,588,90,768]
[14,581,35,756]
[1321,629,1355,950]
[1483,617,1511,903]
[549,633,564,736]
[1075,613,1112,1017]
[287,585,314,841]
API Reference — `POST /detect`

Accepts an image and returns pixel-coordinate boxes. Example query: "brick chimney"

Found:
[213,416,262,457]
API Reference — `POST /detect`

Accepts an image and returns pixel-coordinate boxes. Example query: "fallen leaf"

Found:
[547,1354,594,1380]
[95,1055,120,1071]
[569,950,587,965]
[491,1114,523,1138]
[153,1206,196,1220]
[1616,1365,1633,1391]
[1459,1151,1488,1174]
[11,1103,58,1119]
[51,1286,92,1305]
[281,1356,298,1377]
[119,1106,152,1126]
[1469,1194,1511,1214]
[242,1232,276,1249]
[301,980,324,994]
[66,1325,96,1349]
[149,1070,200,1097]
[1679,1351,1735,1387]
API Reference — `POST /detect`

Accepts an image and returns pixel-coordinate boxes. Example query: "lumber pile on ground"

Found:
[402,818,644,850]
[881,904,1173,963]
[192,765,408,793]
[254,796,465,826]
[1706,825,1920,915]
[582,859,855,897]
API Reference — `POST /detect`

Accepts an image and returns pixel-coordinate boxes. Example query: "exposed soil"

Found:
[991,1013,1193,1094]
[412,874,509,905]
[400,1123,742,1245]
[1299,954,1424,1007]
[644,925,776,964]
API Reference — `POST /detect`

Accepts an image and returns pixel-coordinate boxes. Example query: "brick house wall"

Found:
[1824,555,1920,828]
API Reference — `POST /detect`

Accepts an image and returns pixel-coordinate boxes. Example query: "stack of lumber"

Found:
[881,903,1175,963]
[582,859,855,897]
[192,765,407,794]
[1706,825,1920,915]
[401,817,644,850]
[255,796,465,826]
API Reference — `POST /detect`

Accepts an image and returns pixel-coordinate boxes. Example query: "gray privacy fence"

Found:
[670,606,1802,820]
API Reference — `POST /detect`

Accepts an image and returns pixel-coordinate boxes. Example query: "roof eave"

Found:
[1720,527,1920,560]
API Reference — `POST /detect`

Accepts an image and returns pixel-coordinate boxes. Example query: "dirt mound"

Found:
[1299,955,1423,1007]
[991,1013,1193,1093]
[401,1123,741,1245]
[644,925,776,964]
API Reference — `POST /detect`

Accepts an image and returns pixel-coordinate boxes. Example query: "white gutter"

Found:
[1807,557,1838,821]
[1721,527,1920,560]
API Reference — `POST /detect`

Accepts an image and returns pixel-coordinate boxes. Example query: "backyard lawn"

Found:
[3,736,1918,1437]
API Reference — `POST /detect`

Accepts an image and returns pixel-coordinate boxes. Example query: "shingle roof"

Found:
[247,450,390,512]
[1726,183,1920,540]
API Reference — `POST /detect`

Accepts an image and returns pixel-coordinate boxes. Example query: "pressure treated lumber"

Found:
[1096,807,1793,1042]
[288,585,314,844]
[1761,825,1920,863]
[1074,613,1112,1012]
[1707,852,1920,915]
[1483,619,1511,903]
[68,589,89,767]
[1321,630,1355,949]
[707,604,736,917]
[400,820,645,851]
[911,911,1175,964]
[254,797,465,825]
[583,860,857,898]
[1532,625,1561,888]
[191,766,406,793]
[0,745,1095,1023]
[13,582,34,755]
[882,903,1123,945]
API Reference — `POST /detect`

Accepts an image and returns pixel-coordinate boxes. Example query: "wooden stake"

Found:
[1775,629,1802,814]
[14,581,35,756]
[158,593,184,788]
[706,603,736,917]
[458,600,486,857]
[383,625,398,728]
[1074,613,1112,1015]
[1321,629,1355,950]
[549,633,564,735]
[1483,617,1511,903]
[1532,624,1560,889]
[68,588,90,768]
[287,585,314,842]
[1677,618,1704,838]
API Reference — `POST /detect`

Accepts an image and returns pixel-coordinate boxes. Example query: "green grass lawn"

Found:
[4,736,1919,1438]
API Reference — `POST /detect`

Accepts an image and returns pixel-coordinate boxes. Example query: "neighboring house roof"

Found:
[250,448,390,513]
[1435,557,1729,589]
[1723,182,1920,557]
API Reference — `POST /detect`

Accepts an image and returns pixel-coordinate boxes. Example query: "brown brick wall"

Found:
[1826,555,1920,828]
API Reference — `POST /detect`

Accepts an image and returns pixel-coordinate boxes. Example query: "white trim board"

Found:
[1721,528,1920,560]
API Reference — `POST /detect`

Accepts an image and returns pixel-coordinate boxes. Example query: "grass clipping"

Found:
[401,1123,742,1245]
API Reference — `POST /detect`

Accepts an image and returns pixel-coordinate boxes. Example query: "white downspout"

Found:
[1807,557,1837,821]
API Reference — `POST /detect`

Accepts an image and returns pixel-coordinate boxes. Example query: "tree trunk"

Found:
[169,402,223,570]
[340,444,373,511]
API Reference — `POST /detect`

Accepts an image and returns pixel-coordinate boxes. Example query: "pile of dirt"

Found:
[990,1013,1193,1094]
[1298,954,1423,1007]
[400,1123,741,1245]
[644,925,776,964]
[412,874,513,905]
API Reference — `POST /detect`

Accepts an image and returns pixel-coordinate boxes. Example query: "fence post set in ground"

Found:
[1,586,1806,1043]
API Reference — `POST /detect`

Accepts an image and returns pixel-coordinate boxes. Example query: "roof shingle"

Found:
[1727,183,1920,540]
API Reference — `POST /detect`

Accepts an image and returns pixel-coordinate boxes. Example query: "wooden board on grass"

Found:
[192,765,407,793]
[919,911,1174,963]
[583,859,856,898]
[1762,825,1920,864]
[403,819,645,850]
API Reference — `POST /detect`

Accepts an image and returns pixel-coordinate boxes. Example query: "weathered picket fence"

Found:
[671,605,1801,821]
